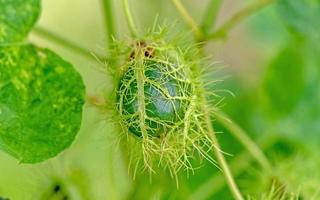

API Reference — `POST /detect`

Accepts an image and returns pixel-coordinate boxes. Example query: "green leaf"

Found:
[277,0,320,41]
[261,40,305,117]
[0,44,85,163]
[0,0,41,44]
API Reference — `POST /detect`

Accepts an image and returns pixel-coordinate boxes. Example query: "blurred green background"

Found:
[1,0,319,199]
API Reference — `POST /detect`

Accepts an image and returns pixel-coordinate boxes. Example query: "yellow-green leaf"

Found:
[0,44,85,163]
[262,40,305,117]
[0,0,41,44]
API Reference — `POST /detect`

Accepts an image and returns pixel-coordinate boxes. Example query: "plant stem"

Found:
[189,135,277,200]
[171,0,204,41]
[199,95,243,200]
[207,0,275,40]
[123,0,138,38]
[200,0,222,35]
[214,110,272,171]
[190,150,250,200]
[101,0,116,54]
[32,26,106,62]
[204,111,244,200]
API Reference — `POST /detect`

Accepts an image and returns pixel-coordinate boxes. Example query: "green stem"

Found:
[32,26,106,62]
[199,96,243,200]
[207,0,275,40]
[101,0,116,54]
[214,110,272,171]
[204,112,244,200]
[189,135,277,200]
[190,150,250,200]
[171,0,204,41]
[123,0,138,37]
[200,0,223,35]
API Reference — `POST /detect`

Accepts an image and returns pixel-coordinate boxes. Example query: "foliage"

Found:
[261,39,306,117]
[0,0,40,44]
[0,0,319,199]
[277,0,320,42]
[0,0,85,163]
[0,44,85,163]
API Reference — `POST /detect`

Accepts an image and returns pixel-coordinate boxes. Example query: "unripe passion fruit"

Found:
[117,59,192,137]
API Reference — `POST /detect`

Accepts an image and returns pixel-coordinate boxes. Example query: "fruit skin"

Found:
[117,59,191,137]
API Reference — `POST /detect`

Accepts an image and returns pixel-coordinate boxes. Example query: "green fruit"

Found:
[117,60,191,137]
